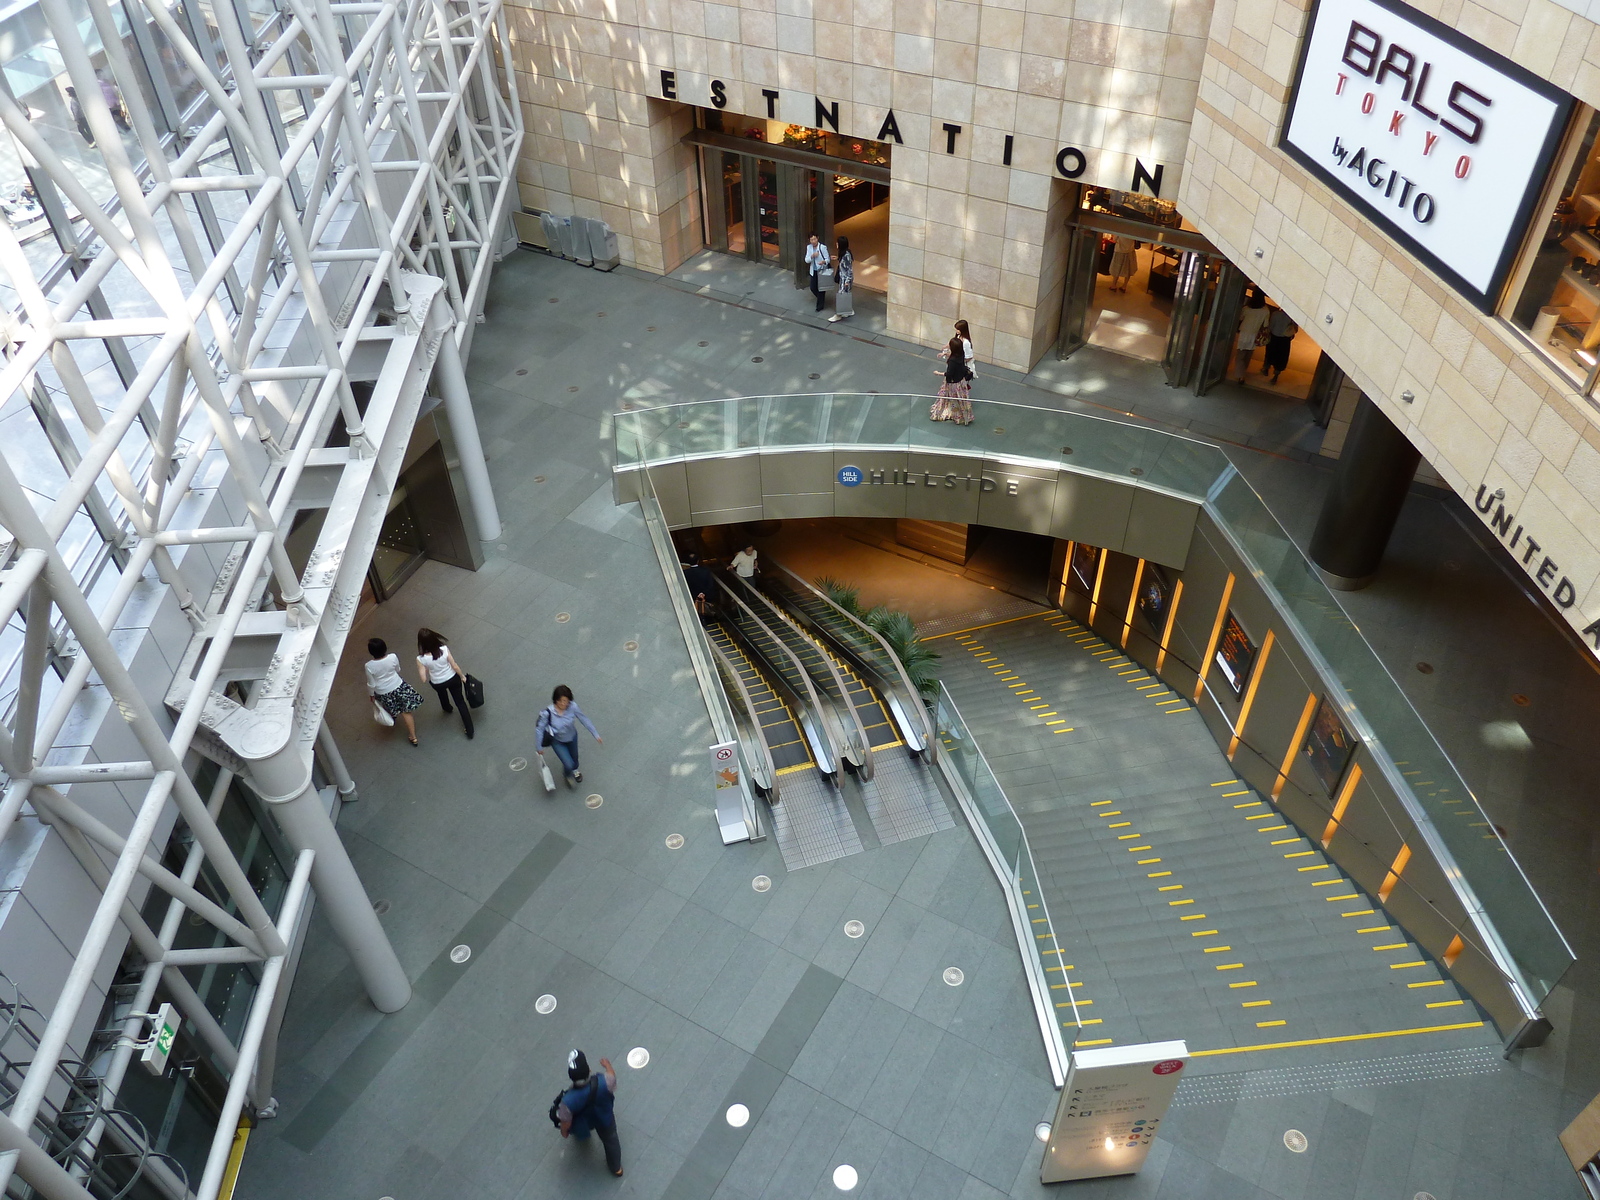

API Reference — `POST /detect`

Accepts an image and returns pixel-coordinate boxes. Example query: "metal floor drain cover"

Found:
[647,326,656,331]
[752,875,771,892]
[751,356,763,362]
[534,994,557,1014]
[943,967,964,986]
[1034,1122,1051,1142]
[844,920,865,938]
[627,1047,650,1068]
[1283,1129,1308,1153]
[555,612,570,622]
[515,368,528,375]
[832,1164,858,1190]
[1513,693,1530,706]
[509,757,528,772]
[725,1103,749,1127]
[496,542,507,550]
[585,794,603,809]
[1417,662,1434,673]
[547,297,559,303]
[567,386,579,392]
[1414,1194,1437,1200]
[449,944,471,964]
[1130,466,1145,476]
[372,899,391,915]
[534,475,547,483]
[665,833,685,849]
[624,640,639,652]
[808,373,820,379]
[697,340,709,346]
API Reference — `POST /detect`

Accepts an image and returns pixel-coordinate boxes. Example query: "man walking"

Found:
[556,1050,622,1177]
[804,233,829,313]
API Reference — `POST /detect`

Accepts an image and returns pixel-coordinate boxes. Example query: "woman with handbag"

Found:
[535,685,601,788]
[1233,290,1270,382]
[828,236,854,323]
[416,627,473,739]
[930,334,973,425]
[366,637,424,745]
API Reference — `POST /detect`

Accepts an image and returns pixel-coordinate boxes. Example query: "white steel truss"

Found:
[0,0,522,1191]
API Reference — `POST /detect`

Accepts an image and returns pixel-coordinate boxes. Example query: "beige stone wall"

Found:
[504,0,1214,370]
[1182,0,1600,657]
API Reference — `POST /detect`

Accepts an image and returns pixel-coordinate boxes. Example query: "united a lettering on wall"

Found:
[656,70,1171,197]
[1281,0,1570,311]
[1472,485,1600,655]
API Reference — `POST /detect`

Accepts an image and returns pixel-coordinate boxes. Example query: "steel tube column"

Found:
[1308,394,1421,591]
[0,1111,97,1200]
[434,329,502,540]
[316,719,358,800]
[246,748,410,1012]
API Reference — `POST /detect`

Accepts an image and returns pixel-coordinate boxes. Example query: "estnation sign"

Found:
[652,72,1175,199]
[1282,0,1572,309]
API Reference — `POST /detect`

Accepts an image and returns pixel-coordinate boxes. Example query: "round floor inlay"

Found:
[372,899,391,915]
[555,612,570,622]
[726,1104,749,1127]
[832,1164,858,1190]
[1416,662,1433,674]
[624,640,639,652]
[585,794,603,809]
[943,967,964,986]
[449,945,471,964]
[1513,693,1531,706]
[509,757,527,771]
[665,833,685,849]
[844,920,865,938]
[534,994,557,1014]
[1035,1122,1051,1142]
[752,875,772,892]
[1283,1129,1308,1153]
[627,1047,650,1068]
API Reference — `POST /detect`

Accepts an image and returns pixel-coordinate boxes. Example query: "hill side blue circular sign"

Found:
[837,465,864,487]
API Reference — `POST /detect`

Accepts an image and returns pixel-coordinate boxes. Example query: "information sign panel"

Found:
[1039,1040,1188,1183]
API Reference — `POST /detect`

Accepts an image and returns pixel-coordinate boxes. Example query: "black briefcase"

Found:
[465,675,485,708]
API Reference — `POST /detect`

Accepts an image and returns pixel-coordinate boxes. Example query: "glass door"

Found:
[755,158,780,261]
[1056,227,1101,358]
[1191,260,1246,395]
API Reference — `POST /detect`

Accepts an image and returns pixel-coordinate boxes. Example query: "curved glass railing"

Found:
[614,394,1574,1020]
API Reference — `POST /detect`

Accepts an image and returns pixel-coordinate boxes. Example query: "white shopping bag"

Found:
[538,753,556,793]
[372,699,394,727]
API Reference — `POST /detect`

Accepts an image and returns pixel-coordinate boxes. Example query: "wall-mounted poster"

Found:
[1137,565,1171,635]
[1213,611,1257,698]
[1069,543,1101,596]
[1302,696,1358,795]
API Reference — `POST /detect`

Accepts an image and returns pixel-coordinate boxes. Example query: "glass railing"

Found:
[614,395,1573,1015]
[935,684,1072,1084]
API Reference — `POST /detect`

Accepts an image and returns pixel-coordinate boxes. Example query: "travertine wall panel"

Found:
[1183,0,1600,659]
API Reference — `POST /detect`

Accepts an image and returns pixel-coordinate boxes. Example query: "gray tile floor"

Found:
[237,249,1600,1200]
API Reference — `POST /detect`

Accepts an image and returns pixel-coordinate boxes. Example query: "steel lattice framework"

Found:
[0,0,521,1191]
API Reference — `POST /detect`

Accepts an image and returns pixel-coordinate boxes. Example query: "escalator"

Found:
[705,622,812,775]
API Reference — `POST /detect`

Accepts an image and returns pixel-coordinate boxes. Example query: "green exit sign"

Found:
[140,1003,180,1076]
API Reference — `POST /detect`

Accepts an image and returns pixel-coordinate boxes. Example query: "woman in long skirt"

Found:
[931,335,973,425]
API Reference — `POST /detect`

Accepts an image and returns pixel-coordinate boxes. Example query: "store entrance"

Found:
[691,112,891,291]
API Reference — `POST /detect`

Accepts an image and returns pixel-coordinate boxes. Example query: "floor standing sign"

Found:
[1040,1040,1188,1183]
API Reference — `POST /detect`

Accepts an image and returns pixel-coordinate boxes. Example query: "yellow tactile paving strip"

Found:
[953,632,1075,733]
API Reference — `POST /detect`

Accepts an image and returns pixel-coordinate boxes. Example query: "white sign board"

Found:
[1281,0,1571,308]
[709,741,740,790]
[1040,1040,1188,1183]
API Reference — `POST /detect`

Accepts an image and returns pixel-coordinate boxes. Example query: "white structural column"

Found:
[246,749,411,1013]
[435,329,503,541]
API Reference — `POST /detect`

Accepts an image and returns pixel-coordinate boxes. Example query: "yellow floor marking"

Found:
[1242,1000,1272,1007]
[1148,870,1172,878]
[1137,858,1161,865]
[1102,810,1123,816]
[1390,961,1426,969]
[1221,790,1250,797]
[1191,928,1219,937]
[1166,706,1192,713]
[1312,880,1349,887]
[1246,814,1275,821]
[1408,980,1446,988]
[1074,1038,1113,1047]
[1258,824,1289,831]
[922,612,1045,639]
[1298,864,1332,872]
[1203,946,1233,953]
[1126,675,1152,682]
[1340,908,1375,916]
[1372,943,1409,951]
[1109,821,1131,828]
[1357,926,1392,934]
[1036,711,1058,717]
[1158,884,1183,891]
[1215,963,1244,970]
[1054,728,1074,733]
[1427,1000,1466,1008]
[1076,1018,1103,1026]
[1136,683,1162,690]
[1046,719,1068,726]
[1091,800,1114,806]
[1284,851,1316,859]
[1234,801,1262,809]
[1271,839,1300,845]
[1029,703,1050,710]
[1228,981,1257,988]
[1117,834,1141,840]
[1212,780,1243,787]
[1156,698,1182,705]
[1179,913,1208,920]
[1256,1020,1287,1028]
[1168,898,1194,906]
[1190,1021,1484,1058]
[1117,668,1141,675]
[1127,845,1152,852]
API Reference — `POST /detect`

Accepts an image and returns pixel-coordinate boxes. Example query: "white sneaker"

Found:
[827,314,843,322]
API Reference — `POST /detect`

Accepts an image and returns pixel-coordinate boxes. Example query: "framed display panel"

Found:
[1212,610,1257,698]
[1137,563,1172,635]
[1303,694,1358,795]
[1279,0,1574,310]
[1068,542,1101,596]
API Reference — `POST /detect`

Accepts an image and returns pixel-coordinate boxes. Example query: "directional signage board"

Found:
[1039,1040,1188,1182]
[709,741,741,790]
[140,1003,180,1077]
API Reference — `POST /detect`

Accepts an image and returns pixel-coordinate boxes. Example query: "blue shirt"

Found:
[535,701,598,745]
[559,1074,616,1135]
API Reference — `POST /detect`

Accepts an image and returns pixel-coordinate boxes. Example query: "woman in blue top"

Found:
[535,684,601,787]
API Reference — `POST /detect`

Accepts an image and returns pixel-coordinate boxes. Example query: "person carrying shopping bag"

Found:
[415,627,474,739]
[804,233,830,313]
[535,685,601,788]
[366,637,424,745]
[828,236,854,323]
[930,335,973,424]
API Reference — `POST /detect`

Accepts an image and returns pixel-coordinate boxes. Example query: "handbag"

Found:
[465,674,484,709]
[539,754,556,793]
[372,698,394,727]
[816,267,835,290]
[834,287,854,317]
[538,706,554,748]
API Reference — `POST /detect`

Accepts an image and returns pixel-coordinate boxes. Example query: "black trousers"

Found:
[809,271,824,311]
[429,676,473,735]
[593,1122,622,1174]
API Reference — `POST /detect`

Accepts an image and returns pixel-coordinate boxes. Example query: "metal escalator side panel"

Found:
[706,634,780,798]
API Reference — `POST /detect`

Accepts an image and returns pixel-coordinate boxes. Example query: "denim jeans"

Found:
[550,737,579,778]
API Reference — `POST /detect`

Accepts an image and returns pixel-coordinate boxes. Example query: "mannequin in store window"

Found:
[1233,290,1270,382]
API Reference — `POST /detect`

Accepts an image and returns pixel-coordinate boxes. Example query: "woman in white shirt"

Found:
[1234,290,1270,382]
[416,627,473,739]
[366,637,424,745]
[731,545,759,579]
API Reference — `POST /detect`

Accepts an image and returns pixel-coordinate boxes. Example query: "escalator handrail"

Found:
[723,571,875,780]
[713,577,844,778]
[704,634,781,802]
[763,560,937,758]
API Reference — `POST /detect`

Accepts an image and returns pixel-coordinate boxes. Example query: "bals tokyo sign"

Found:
[1282,0,1572,309]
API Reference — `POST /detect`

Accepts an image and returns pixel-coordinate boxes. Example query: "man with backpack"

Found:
[552,1050,622,1177]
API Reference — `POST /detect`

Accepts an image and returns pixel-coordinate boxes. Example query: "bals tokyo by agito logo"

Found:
[1327,18,1493,226]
